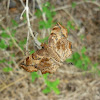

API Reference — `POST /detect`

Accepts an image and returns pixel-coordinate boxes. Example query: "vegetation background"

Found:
[0,0,100,100]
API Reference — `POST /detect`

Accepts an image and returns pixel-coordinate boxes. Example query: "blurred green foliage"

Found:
[71,2,77,8]
[35,2,56,29]
[0,1,99,96]
[3,67,13,72]
[31,72,40,82]
[66,21,75,32]
[43,73,60,94]
[66,47,100,75]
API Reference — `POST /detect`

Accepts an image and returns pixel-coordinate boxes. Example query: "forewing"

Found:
[48,23,72,62]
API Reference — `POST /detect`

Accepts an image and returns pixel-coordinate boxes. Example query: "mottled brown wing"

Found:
[20,43,61,74]
[48,23,72,62]
[20,23,72,74]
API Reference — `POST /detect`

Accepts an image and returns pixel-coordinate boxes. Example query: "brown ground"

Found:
[0,0,100,100]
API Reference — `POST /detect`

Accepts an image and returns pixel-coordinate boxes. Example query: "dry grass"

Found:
[0,0,100,100]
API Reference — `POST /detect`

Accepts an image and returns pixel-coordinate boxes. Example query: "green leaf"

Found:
[38,36,49,43]
[80,34,85,40]
[1,31,10,38]
[51,79,60,87]
[11,19,18,27]
[67,21,75,31]
[42,6,48,13]
[9,39,14,47]
[42,87,51,94]
[35,9,42,18]
[72,52,80,60]
[0,59,6,64]
[31,72,39,82]
[30,50,35,55]
[11,29,16,37]
[93,63,98,68]
[72,2,77,8]
[0,39,8,49]
[44,2,50,7]
[98,70,100,76]
[82,54,90,63]
[3,67,13,72]
[83,64,88,70]
[66,58,73,63]
[75,60,83,68]
[43,73,49,79]
[8,61,13,64]
[39,21,46,29]
[52,87,60,94]
[81,47,86,54]
[18,39,27,49]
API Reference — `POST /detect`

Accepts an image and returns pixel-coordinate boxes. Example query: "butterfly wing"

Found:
[20,43,60,74]
[48,23,72,62]
[20,23,72,74]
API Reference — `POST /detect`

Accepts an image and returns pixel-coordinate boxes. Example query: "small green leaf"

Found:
[66,58,73,63]
[73,52,80,60]
[8,61,13,64]
[3,67,13,72]
[67,21,75,31]
[80,34,85,40]
[35,9,42,18]
[43,73,49,79]
[0,39,8,49]
[11,29,16,37]
[52,87,60,95]
[38,36,49,43]
[44,2,50,7]
[1,31,10,38]
[39,21,46,29]
[31,72,39,82]
[98,70,100,76]
[0,59,6,64]
[42,6,48,13]
[81,47,86,54]
[42,87,51,94]
[75,60,83,68]
[93,63,98,68]
[82,54,90,63]
[72,2,77,8]
[51,79,60,87]
[18,39,27,49]
[30,50,35,55]
[11,19,18,27]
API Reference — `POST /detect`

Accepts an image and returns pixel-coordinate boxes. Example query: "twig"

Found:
[20,0,41,49]
[0,17,5,22]
[63,9,79,28]
[3,49,19,68]
[37,0,50,38]
[6,0,10,25]
[0,75,28,92]
[25,31,30,56]
[53,1,100,12]
[0,17,36,34]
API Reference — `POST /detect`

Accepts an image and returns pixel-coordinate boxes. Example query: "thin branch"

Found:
[0,17,36,34]
[37,0,50,38]
[20,0,41,49]
[0,75,28,92]
[53,1,100,11]
[0,23,24,55]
